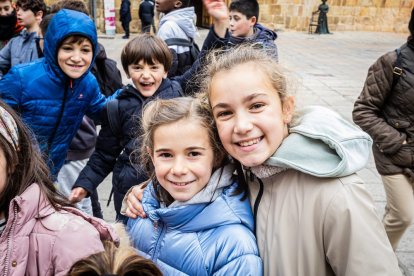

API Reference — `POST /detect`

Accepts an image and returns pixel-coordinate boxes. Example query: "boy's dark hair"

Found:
[50,0,89,15]
[16,0,47,16]
[121,33,172,76]
[40,13,54,37]
[229,0,259,21]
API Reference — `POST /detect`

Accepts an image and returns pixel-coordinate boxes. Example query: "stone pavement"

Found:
[97,29,413,275]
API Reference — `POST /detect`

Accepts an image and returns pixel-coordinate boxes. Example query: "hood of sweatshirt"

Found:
[263,106,372,177]
[159,7,197,39]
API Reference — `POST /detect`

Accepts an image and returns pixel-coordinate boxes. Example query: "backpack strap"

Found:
[392,47,403,89]
[106,99,121,138]
[164,37,193,47]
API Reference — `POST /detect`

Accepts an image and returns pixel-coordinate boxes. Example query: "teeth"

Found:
[170,181,192,186]
[238,138,260,147]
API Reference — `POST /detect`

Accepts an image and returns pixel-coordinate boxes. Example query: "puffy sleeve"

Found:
[51,214,106,276]
[0,66,23,110]
[323,176,400,276]
[352,51,405,154]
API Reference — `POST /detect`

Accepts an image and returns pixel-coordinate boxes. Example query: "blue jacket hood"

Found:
[43,9,98,81]
[264,106,373,177]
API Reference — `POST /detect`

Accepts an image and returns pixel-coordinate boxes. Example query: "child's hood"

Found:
[43,9,98,80]
[264,106,373,177]
[159,7,197,39]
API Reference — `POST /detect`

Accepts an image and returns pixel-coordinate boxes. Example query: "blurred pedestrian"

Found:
[139,0,154,33]
[120,0,131,39]
[353,7,414,251]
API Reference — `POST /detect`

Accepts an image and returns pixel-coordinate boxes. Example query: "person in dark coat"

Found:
[139,0,154,33]
[120,0,131,39]
[353,8,414,251]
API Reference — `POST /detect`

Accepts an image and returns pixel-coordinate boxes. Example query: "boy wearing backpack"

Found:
[156,0,198,77]
[70,34,182,222]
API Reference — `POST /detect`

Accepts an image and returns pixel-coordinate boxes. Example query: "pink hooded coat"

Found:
[0,183,119,276]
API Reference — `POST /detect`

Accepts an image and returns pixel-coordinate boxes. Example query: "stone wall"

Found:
[258,0,413,33]
[45,0,413,34]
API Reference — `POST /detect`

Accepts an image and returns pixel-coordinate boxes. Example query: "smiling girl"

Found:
[127,97,262,275]
[200,45,401,276]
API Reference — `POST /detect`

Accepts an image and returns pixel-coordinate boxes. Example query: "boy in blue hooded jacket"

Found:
[0,9,112,178]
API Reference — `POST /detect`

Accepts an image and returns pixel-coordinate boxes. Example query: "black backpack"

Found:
[164,37,200,76]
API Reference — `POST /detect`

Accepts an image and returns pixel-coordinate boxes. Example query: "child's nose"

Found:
[171,158,188,175]
[142,68,151,77]
[71,51,82,62]
[234,112,253,134]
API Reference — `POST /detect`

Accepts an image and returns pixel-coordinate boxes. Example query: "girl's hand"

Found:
[69,187,87,203]
[203,0,229,22]
[125,185,146,219]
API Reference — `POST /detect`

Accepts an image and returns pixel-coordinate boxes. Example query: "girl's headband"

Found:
[0,105,19,151]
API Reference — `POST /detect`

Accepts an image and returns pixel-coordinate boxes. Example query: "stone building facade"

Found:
[45,0,413,34]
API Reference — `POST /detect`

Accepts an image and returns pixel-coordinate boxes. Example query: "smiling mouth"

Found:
[169,180,195,186]
[237,137,262,147]
[140,81,154,87]
[68,64,84,69]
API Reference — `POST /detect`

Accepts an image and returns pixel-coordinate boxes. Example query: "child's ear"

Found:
[35,11,43,22]
[249,16,257,26]
[174,0,183,9]
[163,71,168,79]
[282,96,295,124]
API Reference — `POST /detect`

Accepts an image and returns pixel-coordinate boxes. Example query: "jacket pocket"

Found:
[387,144,414,168]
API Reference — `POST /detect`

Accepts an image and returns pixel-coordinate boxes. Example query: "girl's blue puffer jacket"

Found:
[127,166,263,275]
[0,9,107,177]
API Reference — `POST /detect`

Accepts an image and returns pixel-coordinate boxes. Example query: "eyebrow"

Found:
[212,93,268,110]
[154,146,206,153]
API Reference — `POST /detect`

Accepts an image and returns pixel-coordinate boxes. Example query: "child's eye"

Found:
[81,48,92,54]
[158,152,172,158]
[150,65,160,70]
[62,46,73,51]
[216,110,232,119]
[250,103,265,110]
[188,151,201,157]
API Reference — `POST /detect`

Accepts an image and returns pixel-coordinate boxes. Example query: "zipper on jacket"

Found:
[253,178,264,236]
[3,205,18,276]
[46,81,70,155]
[151,221,166,261]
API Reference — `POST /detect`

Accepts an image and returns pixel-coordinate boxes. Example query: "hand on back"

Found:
[125,185,146,219]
